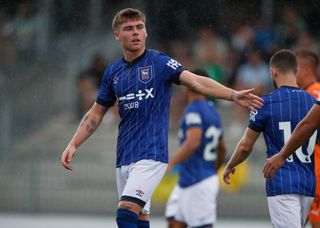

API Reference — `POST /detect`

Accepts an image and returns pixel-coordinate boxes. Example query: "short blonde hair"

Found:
[112,8,146,31]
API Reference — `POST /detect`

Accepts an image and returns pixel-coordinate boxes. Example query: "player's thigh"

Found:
[267,194,301,228]
[116,166,129,198]
[300,195,314,225]
[121,159,167,214]
[165,184,182,219]
[180,175,219,227]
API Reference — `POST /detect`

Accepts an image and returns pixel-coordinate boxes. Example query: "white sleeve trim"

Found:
[186,113,202,125]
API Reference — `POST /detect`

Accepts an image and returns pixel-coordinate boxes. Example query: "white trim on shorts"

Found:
[116,159,167,214]
[267,194,314,228]
[165,175,219,227]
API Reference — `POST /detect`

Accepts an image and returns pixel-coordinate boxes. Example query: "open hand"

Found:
[263,153,286,178]
[61,144,77,171]
[233,88,263,112]
[223,165,236,184]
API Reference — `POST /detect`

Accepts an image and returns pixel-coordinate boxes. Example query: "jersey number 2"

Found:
[279,121,317,163]
[203,126,221,161]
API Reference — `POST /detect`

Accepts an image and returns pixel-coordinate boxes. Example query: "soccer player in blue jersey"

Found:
[165,69,226,228]
[60,8,263,228]
[223,49,317,228]
[263,97,320,179]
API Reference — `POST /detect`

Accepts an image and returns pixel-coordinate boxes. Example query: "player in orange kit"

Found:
[296,50,320,228]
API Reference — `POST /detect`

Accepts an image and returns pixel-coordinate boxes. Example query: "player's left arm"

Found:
[179,70,263,111]
[223,127,260,184]
[167,127,202,173]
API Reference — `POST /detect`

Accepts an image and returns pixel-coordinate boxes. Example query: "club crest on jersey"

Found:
[138,66,152,84]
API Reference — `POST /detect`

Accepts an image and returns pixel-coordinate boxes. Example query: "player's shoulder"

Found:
[186,100,217,114]
[146,49,171,60]
[108,57,123,68]
[307,82,320,98]
[309,82,320,91]
[104,58,123,74]
[260,92,274,106]
[147,49,165,56]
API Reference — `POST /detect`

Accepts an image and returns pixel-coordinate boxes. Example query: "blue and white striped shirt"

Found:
[249,86,317,197]
[96,49,183,167]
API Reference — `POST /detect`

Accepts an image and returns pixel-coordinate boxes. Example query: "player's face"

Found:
[114,19,147,53]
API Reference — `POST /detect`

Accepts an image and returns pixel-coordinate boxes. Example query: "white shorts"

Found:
[165,175,219,227]
[116,159,167,214]
[267,194,314,228]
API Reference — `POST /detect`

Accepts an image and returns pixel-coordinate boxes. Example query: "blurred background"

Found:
[0,0,320,226]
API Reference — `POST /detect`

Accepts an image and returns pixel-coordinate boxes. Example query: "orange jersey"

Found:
[307,82,320,222]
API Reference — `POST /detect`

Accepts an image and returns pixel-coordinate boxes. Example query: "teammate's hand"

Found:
[61,144,77,171]
[233,88,263,112]
[223,165,236,184]
[263,153,286,178]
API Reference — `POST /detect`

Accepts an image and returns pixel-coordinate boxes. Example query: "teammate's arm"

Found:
[223,128,260,184]
[167,127,202,173]
[61,102,109,171]
[263,103,320,178]
[216,138,227,170]
[179,70,263,111]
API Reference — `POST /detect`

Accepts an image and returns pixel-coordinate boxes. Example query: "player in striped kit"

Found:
[223,49,317,228]
[60,8,263,228]
[165,69,226,228]
[296,50,320,227]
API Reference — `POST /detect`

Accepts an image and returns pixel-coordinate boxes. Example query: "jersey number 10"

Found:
[279,121,317,163]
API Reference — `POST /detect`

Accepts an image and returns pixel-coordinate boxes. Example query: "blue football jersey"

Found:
[178,100,222,188]
[96,49,183,167]
[248,86,317,197]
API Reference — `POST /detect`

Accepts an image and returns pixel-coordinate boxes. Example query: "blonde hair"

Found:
[112,8,146,31]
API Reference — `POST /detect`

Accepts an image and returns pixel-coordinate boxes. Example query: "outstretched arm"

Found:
[263,103,320,178]
[61,102,109,170]
[179,70,263,111]
[223,128,260,184]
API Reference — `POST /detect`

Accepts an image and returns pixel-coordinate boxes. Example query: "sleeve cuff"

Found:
[248,122,263,132]
[172,68,185,85]
[96,98,115,107]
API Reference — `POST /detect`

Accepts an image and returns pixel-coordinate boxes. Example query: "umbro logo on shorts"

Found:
[136,189,144,197]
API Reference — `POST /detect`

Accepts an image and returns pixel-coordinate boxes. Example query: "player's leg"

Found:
[267,194,301,228]
[167,219,187,228]
[180,175,219,228]
[116,160,167,228]
[137,213,150,228]
[165,184,187,228]
[116,166,141,227]
[300,195,314,227]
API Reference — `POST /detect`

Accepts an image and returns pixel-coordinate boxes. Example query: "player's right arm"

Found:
[167,127,202,173]
[215,138,227,171]
[179,70,263,111]
[223,128,260,184]
[61,102,109,171]
[263,103,320,178]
